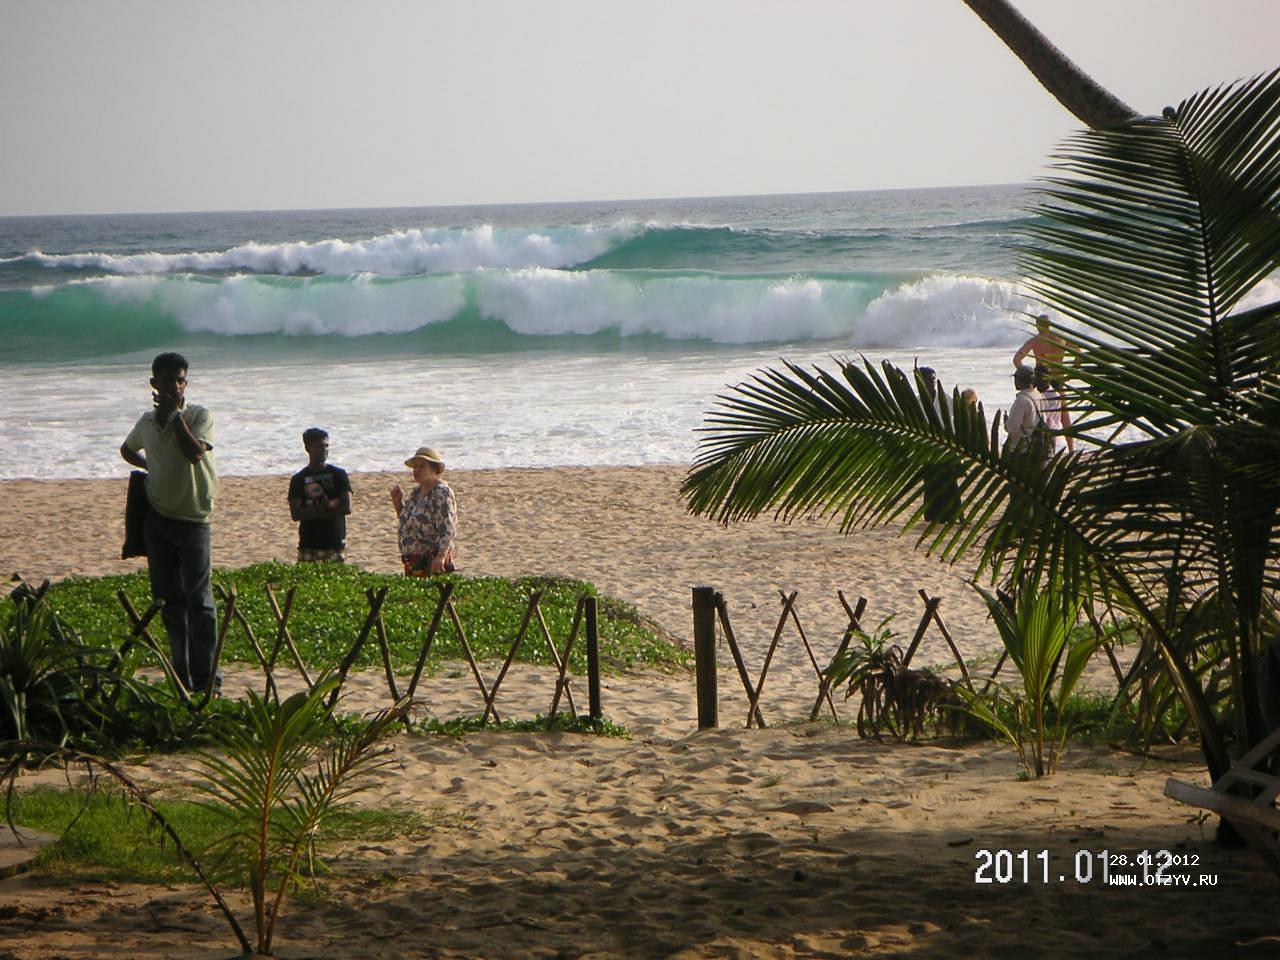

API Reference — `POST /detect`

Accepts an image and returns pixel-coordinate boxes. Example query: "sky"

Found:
[2,0,1278,216]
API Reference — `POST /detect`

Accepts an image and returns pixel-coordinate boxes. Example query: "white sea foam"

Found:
[21,223,637,277]
[855,275,1038,348]
[1236,275,1280,312]
[78,273,467,336]
[0,345,1021,480]
[474,268,865,343]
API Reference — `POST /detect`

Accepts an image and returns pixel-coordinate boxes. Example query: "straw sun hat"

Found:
[404,446,445,468]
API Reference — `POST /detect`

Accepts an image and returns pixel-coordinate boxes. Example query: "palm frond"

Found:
[1020,68,1280,437]
[684,356,1111,605]
[682,68,1280,776]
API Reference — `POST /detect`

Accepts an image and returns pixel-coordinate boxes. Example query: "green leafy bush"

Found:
[0,586,201,752]
[825,617,967,739]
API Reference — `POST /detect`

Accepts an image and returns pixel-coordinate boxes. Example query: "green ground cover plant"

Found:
[42,563,691,676]
[4,564,668,758]
[5,784,435,886]
[1058,691,1187,748]
[411,713,630,738]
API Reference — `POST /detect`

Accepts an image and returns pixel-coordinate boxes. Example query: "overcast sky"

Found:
[3,0,1278,216]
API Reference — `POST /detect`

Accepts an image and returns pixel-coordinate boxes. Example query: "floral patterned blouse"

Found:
[397,480,457,565]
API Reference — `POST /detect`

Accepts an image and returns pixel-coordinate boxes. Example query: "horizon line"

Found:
[0,180,1030,221]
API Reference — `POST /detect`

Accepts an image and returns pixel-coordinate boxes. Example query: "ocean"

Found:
[1,185,1049,481]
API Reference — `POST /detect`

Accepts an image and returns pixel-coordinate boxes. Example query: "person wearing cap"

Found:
[1013,314,1071,377]
[288,427,352,562]
[916,365,961,522]
[390,446,457,576]
[917,365,945,417]
[1004,364,1047,456]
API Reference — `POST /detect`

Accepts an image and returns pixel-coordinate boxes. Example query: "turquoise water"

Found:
[0,186,1047,479]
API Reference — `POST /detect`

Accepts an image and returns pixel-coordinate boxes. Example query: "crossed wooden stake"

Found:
[713,590,849,729]
[702,588,988,729]
[117,587,230,710]
[809,592,869,722]
[117,578,599,727]
[117,582,323,709]
[388,584,588,726]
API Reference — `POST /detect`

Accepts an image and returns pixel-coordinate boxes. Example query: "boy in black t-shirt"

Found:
[288,428,352,562]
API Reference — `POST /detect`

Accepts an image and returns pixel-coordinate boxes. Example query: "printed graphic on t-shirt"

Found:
[301,475,332,508]
[289,465,351,550]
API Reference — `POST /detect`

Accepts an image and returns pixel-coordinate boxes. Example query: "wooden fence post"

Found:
[585,595,601,720]
[692,586,718,729]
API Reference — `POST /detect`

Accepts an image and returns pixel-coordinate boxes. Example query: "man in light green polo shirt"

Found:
[120,352,220,697]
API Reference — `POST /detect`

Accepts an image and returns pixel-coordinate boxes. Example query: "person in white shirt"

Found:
[1004,365,1046,455]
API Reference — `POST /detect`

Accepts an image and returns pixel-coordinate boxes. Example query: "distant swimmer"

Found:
[1013,314,1070,374]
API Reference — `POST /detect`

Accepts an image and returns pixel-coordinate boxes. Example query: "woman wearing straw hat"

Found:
[389,446,457,577]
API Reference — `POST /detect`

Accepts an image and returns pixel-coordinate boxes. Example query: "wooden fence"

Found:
[690,585,1127,730]
[108,578,603,724]
[13,571,1133,734]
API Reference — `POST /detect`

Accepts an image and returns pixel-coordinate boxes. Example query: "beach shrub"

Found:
[1105,624,1202,748]
[0,587,87,743]
[42,564,689,676]
[955,586,1099,777]
[825,617,966,739]
[0,584,200,753]
[682,70,1280,780]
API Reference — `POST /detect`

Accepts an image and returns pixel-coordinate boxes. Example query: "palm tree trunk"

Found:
[962,0,1139,128]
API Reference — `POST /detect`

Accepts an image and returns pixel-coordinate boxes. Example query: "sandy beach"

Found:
[1,465,999,669]
[1,465,1276,958]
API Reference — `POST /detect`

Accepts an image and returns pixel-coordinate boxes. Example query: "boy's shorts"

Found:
[298,546,346,563]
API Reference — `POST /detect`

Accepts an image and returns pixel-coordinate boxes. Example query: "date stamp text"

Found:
[973,848,1220,886]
